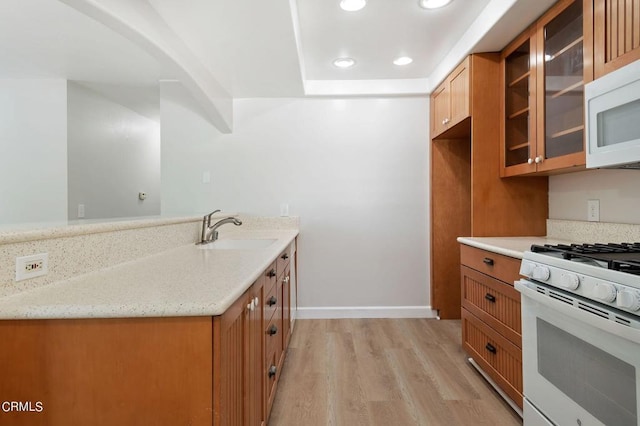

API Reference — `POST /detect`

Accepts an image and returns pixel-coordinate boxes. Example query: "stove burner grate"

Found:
[531,243,640,275]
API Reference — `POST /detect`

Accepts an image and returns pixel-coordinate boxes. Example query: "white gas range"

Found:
[516,243,640,426]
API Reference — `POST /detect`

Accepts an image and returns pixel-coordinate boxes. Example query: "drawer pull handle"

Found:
[268,365,277,378]
[281,253,289,260]
[485,343,497,354]
[267,324,278,336]
[485,293,496,303]
[482,257,494,266]
[267,269,276,278]
[267,296,277,306]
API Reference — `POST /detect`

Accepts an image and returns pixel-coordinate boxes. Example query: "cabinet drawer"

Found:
[276,246,291,278]
[265,308,282,366]
[461,266,521,346]
[460,244,521,285]
[264,276,279,323]
[462,309,523,408]
[265,346,278,419]
[264,260,277,292]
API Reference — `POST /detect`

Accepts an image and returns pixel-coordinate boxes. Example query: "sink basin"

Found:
[198,238,277,250]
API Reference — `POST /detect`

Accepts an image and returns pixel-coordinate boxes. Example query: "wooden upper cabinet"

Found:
[593,0,640,78]
[431,57,470,139]
[501,0,587,176]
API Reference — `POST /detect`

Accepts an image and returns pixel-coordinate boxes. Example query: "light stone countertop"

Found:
[0,229,298,319]
[457,236,575,259]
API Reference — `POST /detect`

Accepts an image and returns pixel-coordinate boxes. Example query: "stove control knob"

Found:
[532,266,550,281]
[520,262,535,276]
[616,290,640,311]
[559,273,580,290]
[593,283,617,303]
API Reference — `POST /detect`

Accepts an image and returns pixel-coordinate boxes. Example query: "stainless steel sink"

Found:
[197,238,277,250]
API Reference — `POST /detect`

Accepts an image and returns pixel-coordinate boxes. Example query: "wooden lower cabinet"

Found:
[0,243,296,426]
[0,317,214,426]
[460,244,523,409]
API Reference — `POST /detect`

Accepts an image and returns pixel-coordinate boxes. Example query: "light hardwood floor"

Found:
[269,318,522,426]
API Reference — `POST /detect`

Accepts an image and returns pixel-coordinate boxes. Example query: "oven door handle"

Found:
[516,279,640,345]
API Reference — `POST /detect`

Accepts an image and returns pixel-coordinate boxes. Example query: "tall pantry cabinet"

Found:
[430,54,548,319]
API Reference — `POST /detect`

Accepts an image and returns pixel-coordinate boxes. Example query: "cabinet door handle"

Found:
[485,343,497,354]
[281,253,289,260]
[482,257,494,266]
[267,269,276,278]
[267,324,278,336]
[485,293,496,303]
[267,296,277,306]
[268,365,277,378]
[534,156,543,164]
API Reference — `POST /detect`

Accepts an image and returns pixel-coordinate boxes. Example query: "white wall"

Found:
[549,169,640,224]
[67,82,161,220]
[0,79,67,225]
[162,88,431,316]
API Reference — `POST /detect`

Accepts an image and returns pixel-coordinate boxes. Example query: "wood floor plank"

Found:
[366,400,419,426]
[269,319,522,426]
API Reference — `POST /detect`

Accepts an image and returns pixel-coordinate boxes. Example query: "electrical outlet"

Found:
[77,204,85,218]
[588,199,600,222]
[15,253,48,281]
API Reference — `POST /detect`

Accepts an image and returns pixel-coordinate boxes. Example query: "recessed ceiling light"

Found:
[418,0,452,9]
[340,0,366,12]
[333,57,356,68]
[394,56,413,66]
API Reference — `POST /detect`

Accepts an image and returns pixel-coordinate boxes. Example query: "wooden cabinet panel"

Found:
[0,317,213,426]
[461,266,522,346]
[431,57,470,139]
[462,309,523,408]
[246,279,264,426]
[282,265,291,349]
[217,290,248,426]
[450,60,470,125]
[594,0,640,77]
[460,245,521,286]
[431,83,449,136]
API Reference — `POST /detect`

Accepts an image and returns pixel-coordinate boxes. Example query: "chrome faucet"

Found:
[199,210,242,244]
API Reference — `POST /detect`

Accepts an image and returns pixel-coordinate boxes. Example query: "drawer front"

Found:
[264,260,277,293]
[265,308,282,367]
[462,309,523,408]
[460,244,521,285]
[276,246,291,278]
[461,265,521,346]
[265,347,278,419]
[264,276,279,324]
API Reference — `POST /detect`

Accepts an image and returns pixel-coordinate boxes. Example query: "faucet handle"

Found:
[205,209,222,226]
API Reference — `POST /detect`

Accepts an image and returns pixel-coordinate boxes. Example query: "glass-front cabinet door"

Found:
[501,0,588,176]
[501,28,537,177]
[536,0,585,172]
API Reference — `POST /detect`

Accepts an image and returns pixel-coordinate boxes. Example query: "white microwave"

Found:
[585,59,640,169]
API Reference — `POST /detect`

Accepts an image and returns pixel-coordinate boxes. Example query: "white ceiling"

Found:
[0,0,559,102]
[296,0,491,81]
[148,0,557,97]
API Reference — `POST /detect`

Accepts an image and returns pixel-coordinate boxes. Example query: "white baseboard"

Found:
[295,306,438,319]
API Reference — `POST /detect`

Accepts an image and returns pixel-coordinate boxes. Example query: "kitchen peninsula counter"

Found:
[0,228,298,319]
